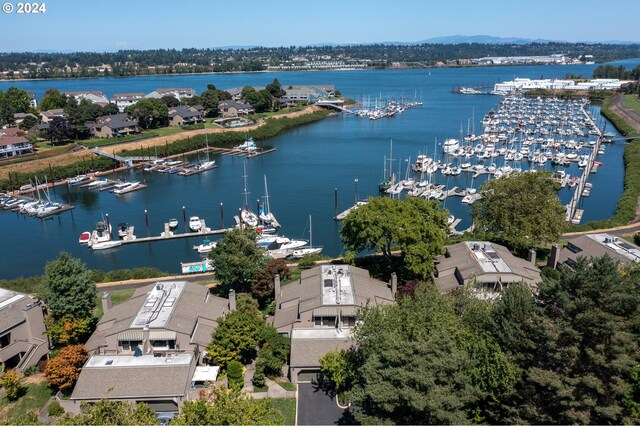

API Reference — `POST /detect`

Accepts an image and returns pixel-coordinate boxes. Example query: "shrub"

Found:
[1,370,26,401]
[541,266,561,281]
[227,360,244,390]
[298,253,323,269]
[634,232,640,246]
[44,344,89,392]
[252,366,266,388]
[48,400,65,417]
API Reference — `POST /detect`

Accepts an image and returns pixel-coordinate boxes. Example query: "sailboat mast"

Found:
[263,174,271,214]
[242,161,250,209]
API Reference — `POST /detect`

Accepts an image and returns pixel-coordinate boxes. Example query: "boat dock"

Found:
[119,219,232,246]
[334,201,369,221]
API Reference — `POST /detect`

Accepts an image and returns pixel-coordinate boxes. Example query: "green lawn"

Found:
[269,398,296,425]
[94,288,136,318]
[623,94,640,114]
[0,381,52,423]
[277,381,297,392]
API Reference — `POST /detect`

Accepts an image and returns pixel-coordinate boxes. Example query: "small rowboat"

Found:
[79,232,91,244]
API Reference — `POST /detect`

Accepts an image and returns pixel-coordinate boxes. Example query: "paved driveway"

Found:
[297,383,356,425]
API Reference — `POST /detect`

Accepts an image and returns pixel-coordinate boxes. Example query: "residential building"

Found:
[218,100,255,117]
[0,129,33,159]
[28,92,37,109]
[272,265,396,383]
[71,281,233,414]
[12,113,38,126]
[146,88,195,101]
[62,91,109,106]
[40,108,65,123]
[90,113,140,138]
[112,93,145,113]
[435,241,541,298]
[168,105,205,126]
[280,85,335,103]
[0,287,50,372]
[550,233,640,270]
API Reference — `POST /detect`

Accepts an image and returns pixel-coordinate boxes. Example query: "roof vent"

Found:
[155,283,163,291]
[105,360,113,365]
[472,243,480,251]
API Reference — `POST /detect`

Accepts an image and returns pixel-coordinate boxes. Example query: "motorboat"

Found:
[442,138,459,154]
[291,247,323,258]
[193,239,217,254]
[67,175,89,185]
[195,160,216,171]
[112,181,141,195]
[87,221,112,247]
[189,216,202,232]
[235,137,258,152]
[169,218,179,229]
[117,222,130,238]
[79,231,91,244]
[85,178,110,189]
[90,240,123,251]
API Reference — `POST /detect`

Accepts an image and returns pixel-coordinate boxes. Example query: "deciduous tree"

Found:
[125,98,168,129]
[57,399,157,425]
[209,227,267,290]
[340,197,449,279]
[44,344,89,392]
[252,258,290,300]
[172,387,282,425]
[39,88,67,111]
[471,171,566,250]
[39,252,95,320]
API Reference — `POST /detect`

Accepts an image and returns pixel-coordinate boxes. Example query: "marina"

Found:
[0,62,634,278]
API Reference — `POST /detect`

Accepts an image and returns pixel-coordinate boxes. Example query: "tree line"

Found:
[2,42,640,78]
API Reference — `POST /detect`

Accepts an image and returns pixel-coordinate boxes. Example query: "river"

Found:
[1,60,638,279]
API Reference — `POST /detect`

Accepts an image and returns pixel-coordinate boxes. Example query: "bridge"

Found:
[91,147,157,163]
[315,99,354,114]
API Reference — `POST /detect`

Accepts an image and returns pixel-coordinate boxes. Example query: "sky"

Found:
[0,0,639,52]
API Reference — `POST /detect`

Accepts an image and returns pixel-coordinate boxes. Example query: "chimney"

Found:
[391,272,397,296]
[547,244,559,269]
[143,325,151,354]
[274,274,281,306]
[228,289,236,311]
[22,300,47,344]
[528,249,537,265]
[101,292,113,313]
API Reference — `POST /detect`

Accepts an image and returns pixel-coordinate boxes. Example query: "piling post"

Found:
[256,199,260,215]
[354,178,359,204]
[334,187,338,219]
[183,206,187,233]
[145,209,150,237]
[220,202,224,229]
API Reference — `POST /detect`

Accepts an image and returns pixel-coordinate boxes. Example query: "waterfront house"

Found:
[40,108,65,123]
[0,287,50,372]
[271,265,396,383]
[13,112,38,126]
[112,93,145,113]
[218,100,255,117]
[549,233,640,270]
[146,88,195,101]
[168,105,205,126]
[280,84,336,103]
[435,241,541,299]
[0,130,33,159]
[62,91,109,106]
[90,113,140,138]
[70,282,233,414]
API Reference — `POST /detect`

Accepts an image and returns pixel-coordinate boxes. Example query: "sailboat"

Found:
[195,121,216,171]
[239,160,258,227]
[291,215,323,258]
[258,175,280,230]
[378,139,396,192]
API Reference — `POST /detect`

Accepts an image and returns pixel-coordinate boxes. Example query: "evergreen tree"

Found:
[39,252,95,319]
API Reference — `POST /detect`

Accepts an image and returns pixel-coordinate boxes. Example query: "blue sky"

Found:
[1,0,639,52]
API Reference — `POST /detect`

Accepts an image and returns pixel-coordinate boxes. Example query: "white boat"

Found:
[87,220,112,247]
[85,178,110,189]
[266,237,308,252]
[189,216,202,232]
[117,222,130,238]
[258,175,279,228]
[112,181,141,195]
[442,138,460,154]
[67,175,89,185]
[240,208,259,227]
[195,160,216,171]
[291,215,323,259]
[193,239,216,254]
[168,218,179,229]
[90,240,123,250]
[235,137,258,152]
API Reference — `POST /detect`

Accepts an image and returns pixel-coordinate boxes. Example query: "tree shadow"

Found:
[311,374,336,398]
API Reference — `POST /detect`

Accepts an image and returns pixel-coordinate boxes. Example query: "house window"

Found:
[341,316,356,328]
[152,340,176,350]
[120,340,142,351]
[313,316,336,327]
[0,333,11,348]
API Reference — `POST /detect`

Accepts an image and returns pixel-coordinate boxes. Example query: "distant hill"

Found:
[416,35,554,45]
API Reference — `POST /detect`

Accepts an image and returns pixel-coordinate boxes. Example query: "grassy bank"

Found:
[118,109,330,158]
[570,95,640,231]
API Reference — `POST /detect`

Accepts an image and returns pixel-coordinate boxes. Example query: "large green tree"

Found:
[209,227,267,290]
[206,298,265,367]
[4,87,32,114]
[340,197,449,279]
[125,98,168,129]
[39,251,95,319]
[39,88,67,111]
[471,171,566,250]
[57,399,157,425]
[348,284,515,424]
[172,388,282,425]
[495,256,640,424]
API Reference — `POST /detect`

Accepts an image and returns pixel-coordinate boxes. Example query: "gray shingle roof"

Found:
[289,338,352,367]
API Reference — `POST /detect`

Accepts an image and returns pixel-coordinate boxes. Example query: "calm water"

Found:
[1,60,638,279]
